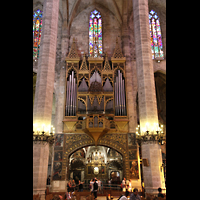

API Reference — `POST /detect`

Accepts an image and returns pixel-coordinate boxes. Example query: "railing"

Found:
[72,183,122,192]
[82,115,110,130]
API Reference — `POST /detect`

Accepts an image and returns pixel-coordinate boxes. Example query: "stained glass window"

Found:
[89,10,102,57]
[149,10,164,59]
[33,9,43,59]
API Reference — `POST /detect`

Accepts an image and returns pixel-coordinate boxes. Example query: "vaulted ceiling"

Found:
[33,0,166,29]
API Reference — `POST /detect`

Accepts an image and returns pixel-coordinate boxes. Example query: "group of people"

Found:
[121,178,132,191]
[66,177,102,199]
[118,187,165,200]
[67,179,84,192]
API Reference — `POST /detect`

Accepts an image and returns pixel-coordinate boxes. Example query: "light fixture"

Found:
[136,123,166,146]
[33,125,55,145]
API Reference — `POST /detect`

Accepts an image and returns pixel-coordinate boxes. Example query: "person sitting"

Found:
[125,189,129,197]
[67,180,72,192]
[157,187,164,198]
[130,188,141,200]
[71,180,76,192]
[118,189,129,200]
[52,195,61,200]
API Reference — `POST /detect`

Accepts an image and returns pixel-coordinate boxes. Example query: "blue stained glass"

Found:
[96,14,101,18]
[33,9,43,59]
[150,10,155,15]
[89,10,102,57]
[93,10,98,14]
[90,14,95,18]
[149,10,164,59]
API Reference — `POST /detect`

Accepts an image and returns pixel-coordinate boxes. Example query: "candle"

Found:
[49,125,51,134]
[145,123,149,131]
[42,124,45,132]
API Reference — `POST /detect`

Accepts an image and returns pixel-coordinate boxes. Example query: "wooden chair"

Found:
[111,191,124,197]
[46,194,53,200]
[158,197,166,200]
[33,194,40,200]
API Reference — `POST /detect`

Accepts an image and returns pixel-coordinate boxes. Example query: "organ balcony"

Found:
[82,114,110,145]
[64,38,129,144]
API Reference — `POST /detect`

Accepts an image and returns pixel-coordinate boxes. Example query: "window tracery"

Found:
[33,9,43,59]
[149,10,164,59]
[89,10,102,57]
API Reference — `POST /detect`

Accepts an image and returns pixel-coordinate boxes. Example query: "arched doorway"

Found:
[68,145,123,184]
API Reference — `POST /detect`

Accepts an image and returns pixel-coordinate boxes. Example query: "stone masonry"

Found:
[33,0,59,129]
[132,0,165,194]
[33,0,59,199]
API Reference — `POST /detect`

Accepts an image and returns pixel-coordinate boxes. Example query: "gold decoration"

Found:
[97,95,103,105]
[65,38,80,61]
[115,121,128,131]
[112,38,125,59]
[80,53,88,71]
[89,96,95,105]
[103,52,112,71]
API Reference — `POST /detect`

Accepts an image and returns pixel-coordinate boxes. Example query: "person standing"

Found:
[157,187,164,198]
[122,178,126,191]
[78,180,84,192]
[93,179,98,199]
[98,179,101,193]
[47,175,51,185]
[90,179,94,193]
[130,188,141,200]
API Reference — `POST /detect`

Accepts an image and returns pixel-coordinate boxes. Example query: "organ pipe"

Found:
[116,76,119,115]
[115,70,126,116]
[66,81,69,115]
[66,71,77,116]
[118,70,121,116]
[115,82,117,114]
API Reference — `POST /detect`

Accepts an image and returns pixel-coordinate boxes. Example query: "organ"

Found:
[64,38,128,144]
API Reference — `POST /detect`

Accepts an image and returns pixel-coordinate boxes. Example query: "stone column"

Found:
[33,0,59,199]
[33,143,49,199]
[132,0,165,194]
[33,0,59,130]
[141,141,165,194]
[122,0,137,133]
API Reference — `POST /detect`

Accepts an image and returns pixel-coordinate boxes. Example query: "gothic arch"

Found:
[68,1,122,30]
[62,133,130,180]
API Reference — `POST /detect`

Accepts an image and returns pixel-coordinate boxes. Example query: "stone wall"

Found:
[69,4,122,59]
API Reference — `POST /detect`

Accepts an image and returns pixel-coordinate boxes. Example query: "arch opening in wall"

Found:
[67,145,124,183]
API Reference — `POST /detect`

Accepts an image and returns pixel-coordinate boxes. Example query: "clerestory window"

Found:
[33,9,43,59]
[89,10,102,57]
[149,10,164,60]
